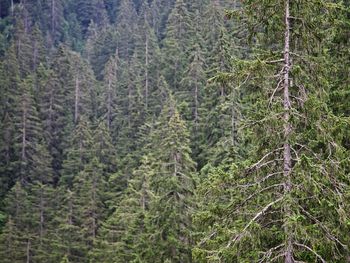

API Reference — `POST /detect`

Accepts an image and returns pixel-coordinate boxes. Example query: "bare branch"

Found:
[234,184,284,212]
[294,242,326,263]
[198,231,217,247]
[264,59,285,64]
[299,205,347,248]
[236,172,283,188]
[269,78,284,107]
[247,148,283,172]
[226,197,284,248]
[258,244,284,263]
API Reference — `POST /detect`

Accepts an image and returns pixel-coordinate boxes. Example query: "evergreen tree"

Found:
[115,0,138,60]
[162,0,192,90]
[61,116,93,187]
[0,44,20,198]
[73,157,106,254]
[14,75,43,184]
[0,182,32,263]
[92,155,154,263]
[145,97,196,262]
[194,1,350,262]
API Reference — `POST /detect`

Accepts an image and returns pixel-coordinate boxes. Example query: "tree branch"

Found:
[294,242,326,263]
[226,197,284,248]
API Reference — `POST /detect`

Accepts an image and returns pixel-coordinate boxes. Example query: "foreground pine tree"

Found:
[194,1,350,262]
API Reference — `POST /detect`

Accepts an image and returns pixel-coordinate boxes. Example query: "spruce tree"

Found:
[194,1,350,262]
[145,96,196,262]
[162,0,193,90]
[61,116,93,187]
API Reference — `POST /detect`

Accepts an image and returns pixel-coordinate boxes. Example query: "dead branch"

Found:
[236,172,283,188]
[299,205,347,249]
[269,78,284,107]
[235,184,284,212]
[258,244,284,263]
[226,197,284,248]
[294,242,326,263]
[247,148,284,172]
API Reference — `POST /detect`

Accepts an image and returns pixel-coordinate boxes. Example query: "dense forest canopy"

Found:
[0,0,349,262]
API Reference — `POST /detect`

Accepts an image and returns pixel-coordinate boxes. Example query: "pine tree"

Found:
[162,0,193,90]
[194,1,350,262]
[14,75,43,184]
[92,155,154,263]
[100,52,120,130]
[115,0,138,60]
[0,44,20,198]
[74,0,108,31]
[0,182,32,263]
[180,43,206,132]
[145,96,196,262]
[73,158,106,253]
[52,187,86,263]
[92,120,117,175]
[135,12,161,114]
[39,56,67,177]
[61,116,93,187]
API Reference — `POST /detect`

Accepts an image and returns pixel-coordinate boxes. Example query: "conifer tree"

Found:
[0,182,32,263]
[61,116,93,187]
[92,155,154,263]
[73,157,106,253]
[145,96,196,262]
[194,1,350,262]
[162,0,193,90]
[0,44,20,198]
[52,187,86,263]
[116,0,138,60]
[14,75,43,184]
[135,14,161,113]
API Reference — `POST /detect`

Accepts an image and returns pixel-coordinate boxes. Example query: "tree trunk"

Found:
[145,34,149,110]
[51,0,56,35]
[26,239,31,263]
[11,0,14,16]
[107,76,112,130]
[39,187,44,246]
[74,76,80,124]
[283,0,294,262]
[194,81,199,131]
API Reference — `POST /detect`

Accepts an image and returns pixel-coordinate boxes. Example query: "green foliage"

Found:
[0,0,349,262]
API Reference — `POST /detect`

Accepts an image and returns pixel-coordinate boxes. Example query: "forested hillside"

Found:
[0,0,349,262]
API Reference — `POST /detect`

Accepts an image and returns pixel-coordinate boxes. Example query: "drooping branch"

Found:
[294,243,326,263]
[226,197,284,248]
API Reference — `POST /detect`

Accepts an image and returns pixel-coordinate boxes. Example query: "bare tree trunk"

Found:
[231,101,236,147]
[21,104,27,164]
[26,239,31,263]
[11,0,14,16]
[283,0,294,262]
[51,0,55,35]
[92,176,97,240]
[39,187,44,246]
[107,76,112,129]
[145,34,149,110]
[74,76,80,124]
[194,81,199,131]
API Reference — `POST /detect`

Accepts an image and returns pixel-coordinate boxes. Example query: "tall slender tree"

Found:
[194,1,350,262]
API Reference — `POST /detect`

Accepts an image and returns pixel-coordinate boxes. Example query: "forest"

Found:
[0,0,349,262]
